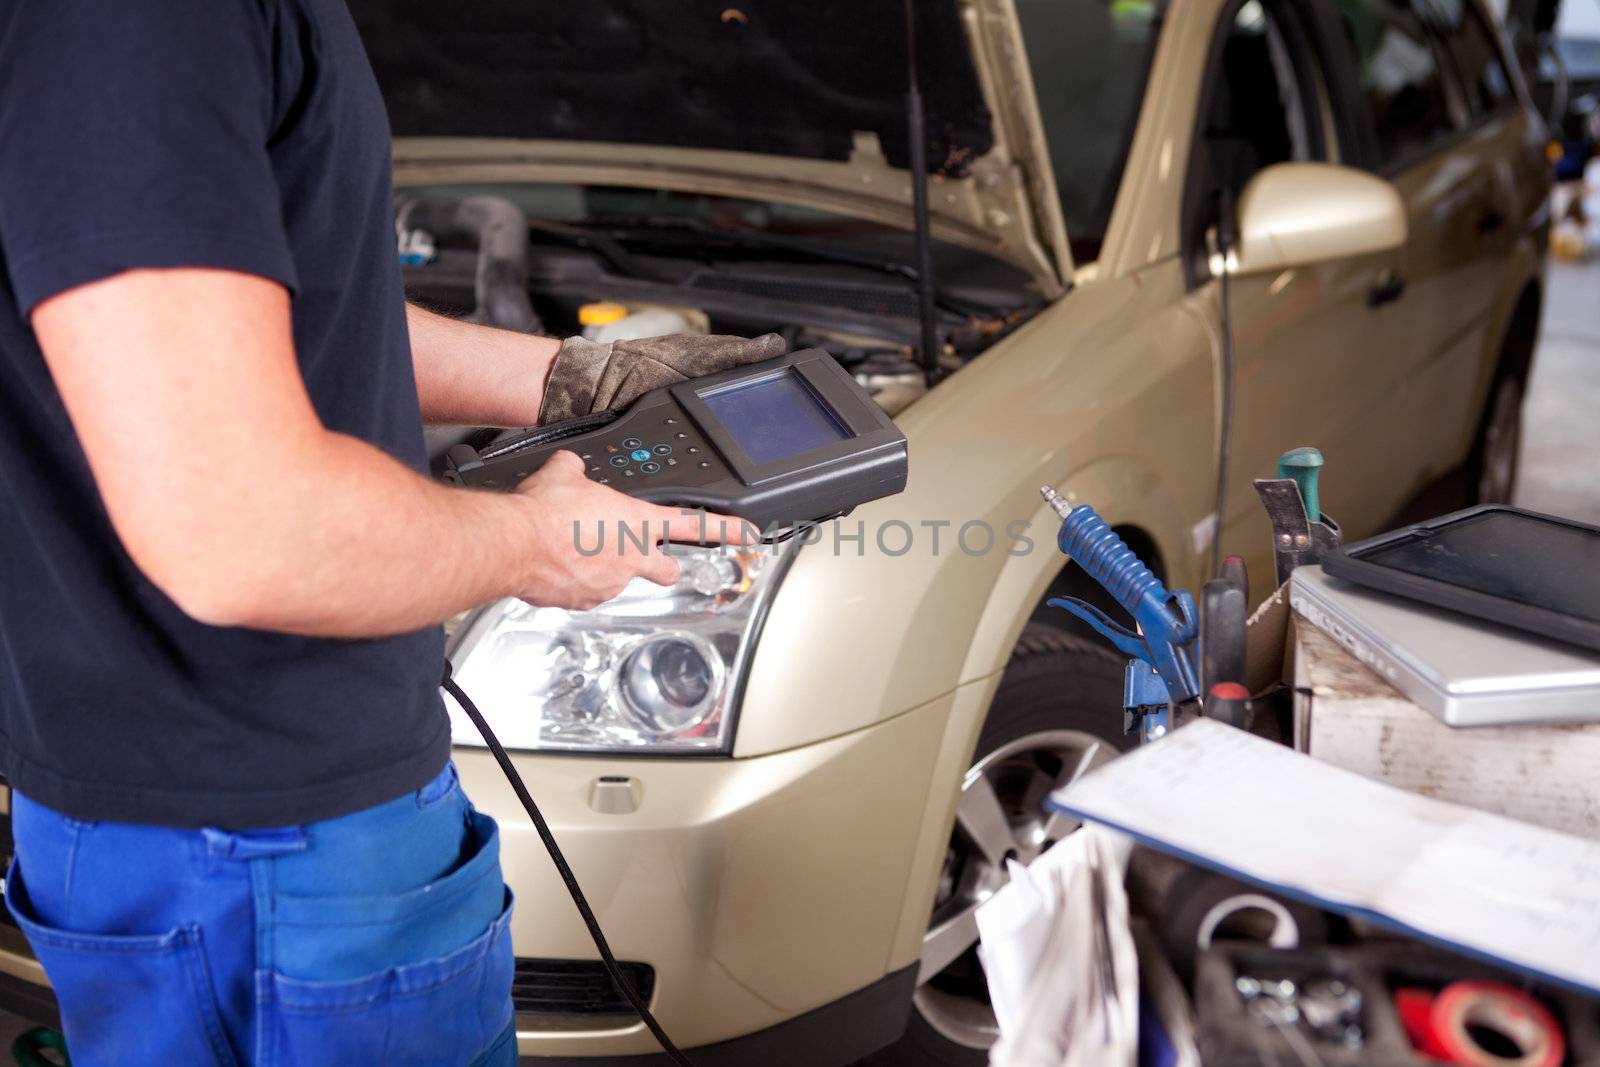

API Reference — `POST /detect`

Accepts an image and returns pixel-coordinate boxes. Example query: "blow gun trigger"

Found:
[1165,587,1200,644]
[1046,596,1153,665]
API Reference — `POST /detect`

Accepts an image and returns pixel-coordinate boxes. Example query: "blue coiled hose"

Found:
[1041,487,1200,707]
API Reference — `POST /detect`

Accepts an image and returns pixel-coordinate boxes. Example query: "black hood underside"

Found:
[349,0,994,177]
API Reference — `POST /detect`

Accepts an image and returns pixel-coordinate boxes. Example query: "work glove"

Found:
[538,332,786,425]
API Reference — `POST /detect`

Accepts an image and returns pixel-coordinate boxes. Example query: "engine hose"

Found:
[441,666,696,1066]
[398,195,542,334]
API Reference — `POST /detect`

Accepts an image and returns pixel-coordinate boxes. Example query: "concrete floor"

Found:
[1516,257,1600,524]
[0,261,1594,1062]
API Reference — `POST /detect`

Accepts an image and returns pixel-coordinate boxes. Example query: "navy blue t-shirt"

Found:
[0,0,449,827]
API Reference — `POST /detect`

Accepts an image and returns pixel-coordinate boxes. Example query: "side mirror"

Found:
[1231,162,1407,275]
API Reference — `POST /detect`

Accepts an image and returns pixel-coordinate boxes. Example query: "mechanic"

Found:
[0,2,774,1064]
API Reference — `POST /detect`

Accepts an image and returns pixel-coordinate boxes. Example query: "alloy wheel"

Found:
[1476,377,1524,504]
[912,729,1115,1049]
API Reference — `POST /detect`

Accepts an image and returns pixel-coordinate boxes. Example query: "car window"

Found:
[1336,0,1457,168]
[1014,0,1161,264]
[1186,0,1330,269]
[1428,0,1514,119]
[1205,1,1326,196]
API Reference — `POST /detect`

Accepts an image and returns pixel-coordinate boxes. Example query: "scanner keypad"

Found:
[583,415,722,487]
[465,414,725,490]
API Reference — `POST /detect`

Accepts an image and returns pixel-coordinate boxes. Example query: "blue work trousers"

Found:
[4,763,516,1067]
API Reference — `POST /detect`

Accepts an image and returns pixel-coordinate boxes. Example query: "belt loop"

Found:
[202,827,310,861]
[416,763,459,809]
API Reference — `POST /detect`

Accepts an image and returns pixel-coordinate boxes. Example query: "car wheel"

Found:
[1469,373,1525,505]
[871,624,1130,1065]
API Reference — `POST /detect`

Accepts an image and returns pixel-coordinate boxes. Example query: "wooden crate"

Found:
[1292,614,1600,841]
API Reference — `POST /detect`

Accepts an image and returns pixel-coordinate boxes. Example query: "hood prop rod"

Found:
[904,0,943,384]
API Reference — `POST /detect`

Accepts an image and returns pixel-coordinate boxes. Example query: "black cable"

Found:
[903,0,943,383]
[477,409,620,462]
[1210,186,1239,579]
[442,665,697,1067]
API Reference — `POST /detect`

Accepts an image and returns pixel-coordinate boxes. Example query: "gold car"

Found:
[0,0,1547,1062]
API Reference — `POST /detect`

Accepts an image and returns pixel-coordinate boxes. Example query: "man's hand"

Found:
[509,452,752,611]
[406,303,787,431]
[539,332,786,424]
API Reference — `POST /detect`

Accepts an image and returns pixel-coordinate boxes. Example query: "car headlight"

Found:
[444,540,795,753]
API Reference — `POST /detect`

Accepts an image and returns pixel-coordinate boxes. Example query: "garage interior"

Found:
[1519,259,1600,524]
[3,0,1600,1065]
[3,246,1597,1066]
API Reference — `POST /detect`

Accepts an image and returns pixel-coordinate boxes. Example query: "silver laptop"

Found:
[1289,565,1600,726]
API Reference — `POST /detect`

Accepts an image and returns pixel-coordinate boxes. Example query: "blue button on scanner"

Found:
[630,449,651,462]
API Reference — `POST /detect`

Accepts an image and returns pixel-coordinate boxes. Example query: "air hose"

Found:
[441,665,696,1066]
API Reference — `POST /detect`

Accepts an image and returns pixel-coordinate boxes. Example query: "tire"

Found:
[866,624,1129,1066]
[1466,371,1526,505]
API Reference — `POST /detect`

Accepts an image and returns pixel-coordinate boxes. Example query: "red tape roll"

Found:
[1393,982,1564,1067]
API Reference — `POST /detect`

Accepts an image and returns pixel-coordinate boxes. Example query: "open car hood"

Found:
[351,0,1069,292]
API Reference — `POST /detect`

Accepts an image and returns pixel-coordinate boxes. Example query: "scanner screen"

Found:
[701,369,848,464]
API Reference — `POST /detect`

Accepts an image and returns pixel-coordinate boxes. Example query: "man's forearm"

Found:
[167,428,540,637]
[32,269,683,640]
[407,302,560,427]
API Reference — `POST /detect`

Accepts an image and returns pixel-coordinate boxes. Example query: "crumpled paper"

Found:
[977,825,1139,1067]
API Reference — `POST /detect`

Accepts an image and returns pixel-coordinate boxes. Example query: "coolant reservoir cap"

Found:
[578,302,629,327]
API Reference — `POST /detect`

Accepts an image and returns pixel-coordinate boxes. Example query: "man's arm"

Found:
[407,302,559,427]
[34,269,745,637]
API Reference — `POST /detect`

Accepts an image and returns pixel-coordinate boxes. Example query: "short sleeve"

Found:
[0,0,298,317]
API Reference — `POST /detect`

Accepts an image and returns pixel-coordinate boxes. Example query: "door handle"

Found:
[1367,271,1406,308]
[1476,208,1506,234]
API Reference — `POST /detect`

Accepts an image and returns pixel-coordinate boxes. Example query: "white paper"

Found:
[1049,719,1600,993]
[976,856,1057,1039]
[977,826,1139,1067]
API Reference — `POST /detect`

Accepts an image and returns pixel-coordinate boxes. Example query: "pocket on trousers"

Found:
[4,863,237,1067]
[261,811,515,1067]
[263,889,514,1067]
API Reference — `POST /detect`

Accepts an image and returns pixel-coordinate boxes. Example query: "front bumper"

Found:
[465,694,952,1060]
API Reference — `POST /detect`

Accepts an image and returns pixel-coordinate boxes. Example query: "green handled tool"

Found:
[1276,446,1324,524]
[1253,446,1342,585]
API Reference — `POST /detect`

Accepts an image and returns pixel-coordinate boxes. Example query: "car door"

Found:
[1410,0,1527,473]
[1331,0,1505,489]
[1185,0,1415,584]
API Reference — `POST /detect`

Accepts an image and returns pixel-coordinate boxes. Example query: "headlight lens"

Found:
[445,540,793,753]
[619,632,723,736]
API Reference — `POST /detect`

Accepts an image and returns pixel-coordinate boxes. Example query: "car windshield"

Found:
[1013,0,1163,264]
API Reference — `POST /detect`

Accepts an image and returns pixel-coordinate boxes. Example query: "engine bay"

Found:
[396,191,1043,457]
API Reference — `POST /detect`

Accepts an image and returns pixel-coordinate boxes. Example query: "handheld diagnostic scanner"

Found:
[441,348,909,532]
